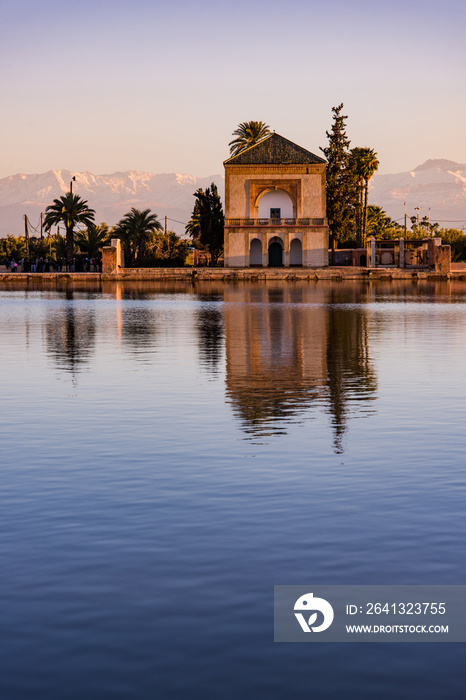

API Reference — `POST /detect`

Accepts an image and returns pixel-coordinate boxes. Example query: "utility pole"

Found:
[415,207,421,225]
[24,214,29,254]
[404,201,407,237]
[165,215,167,235]
[70,175,76,194]
[40,212,43,239]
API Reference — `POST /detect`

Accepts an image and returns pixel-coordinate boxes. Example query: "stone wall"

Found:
[435,245,451,273]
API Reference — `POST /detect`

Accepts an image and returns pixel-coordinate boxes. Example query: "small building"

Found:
[366,237,444,269]
[223,133,329,268]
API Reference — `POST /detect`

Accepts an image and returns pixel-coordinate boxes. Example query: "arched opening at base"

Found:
[268,238,283,267]
[249,238,262,266]
[290,238,303,266]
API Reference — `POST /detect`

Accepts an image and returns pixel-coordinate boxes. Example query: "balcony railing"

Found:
[225,217,325,227]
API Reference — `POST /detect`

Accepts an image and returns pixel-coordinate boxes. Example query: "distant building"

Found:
[223,133,329,268]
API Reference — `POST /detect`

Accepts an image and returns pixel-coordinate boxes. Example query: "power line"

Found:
[393,216,466,224]
[166,216,189,226]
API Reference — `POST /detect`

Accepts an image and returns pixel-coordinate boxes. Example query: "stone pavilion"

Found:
[223,133,329,268]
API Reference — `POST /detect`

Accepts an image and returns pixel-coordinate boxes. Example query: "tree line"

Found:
[1,200,190,267]
[2,114,465,266]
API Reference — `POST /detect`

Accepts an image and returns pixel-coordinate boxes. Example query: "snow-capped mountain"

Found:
[1,160,466,238]
[0,170,224,237]
[369,160,466,228]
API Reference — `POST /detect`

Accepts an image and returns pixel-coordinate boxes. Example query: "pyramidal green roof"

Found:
[224,132,326,166]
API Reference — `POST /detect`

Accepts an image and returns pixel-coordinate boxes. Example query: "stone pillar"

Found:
[284,231,290,267]
[424,239,434,266]
[262,235,268,268]
[111,238,123,268]
[435,245,451,273]
[102,239,122,274]
[399,238,405,268]
[102,246,118,274]
[367,237,376,268]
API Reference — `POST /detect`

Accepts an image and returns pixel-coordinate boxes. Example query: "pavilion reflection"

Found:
[223,283,377,451]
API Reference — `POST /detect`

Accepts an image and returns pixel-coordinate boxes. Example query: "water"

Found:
[1,279,466,699]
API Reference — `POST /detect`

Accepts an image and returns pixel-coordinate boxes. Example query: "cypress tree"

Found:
[186,183,224,266]
[320,104,357,262]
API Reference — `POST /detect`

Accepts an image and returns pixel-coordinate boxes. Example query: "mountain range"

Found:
[369,159,466,230]
[1,159,465,238]
[0,170,224,238]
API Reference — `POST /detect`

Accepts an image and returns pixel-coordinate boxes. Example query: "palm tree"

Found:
[366,205,402,239]
[75,223,112,258]
[229,121,271,156]
[43,192,95,260]
[349,147,379,247]
[114,208,162,266]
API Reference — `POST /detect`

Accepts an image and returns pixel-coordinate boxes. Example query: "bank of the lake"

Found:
[1,265,466,285]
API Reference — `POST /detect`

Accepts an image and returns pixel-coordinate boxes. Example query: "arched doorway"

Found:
[360,253,367,267]
[268,238,283,267]
[290,238,302,266]
[249,238,262,266]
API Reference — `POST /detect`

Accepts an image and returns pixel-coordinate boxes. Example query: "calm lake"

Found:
[1,279,466,699]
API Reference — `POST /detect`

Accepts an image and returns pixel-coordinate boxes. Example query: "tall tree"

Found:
[43,192,95,260]
[320,104,357,261]
[114,208,162,266]
[229,121,271,156]
[75,223,112,258]
[349,147,379,247]
[186,183,224,266]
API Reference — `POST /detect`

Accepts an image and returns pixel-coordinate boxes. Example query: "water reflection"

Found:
[35,278,466,447]
[223,284,377,450]
[120,306,157,358]
[195,295,224,376]
[325,288,377,452]
[45,291,96,380]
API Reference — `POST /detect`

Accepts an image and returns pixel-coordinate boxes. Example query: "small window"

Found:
[270,208,281,220]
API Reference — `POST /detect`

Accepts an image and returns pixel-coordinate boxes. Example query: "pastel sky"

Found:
[1,0,465,178]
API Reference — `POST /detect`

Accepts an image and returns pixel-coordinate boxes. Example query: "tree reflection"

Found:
[45,291,96,382]
[120,306,157,357]
[196,295,224,376]
[326,291,377,453]
[224,283,377,450]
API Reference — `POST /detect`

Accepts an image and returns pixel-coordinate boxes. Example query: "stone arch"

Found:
[290,238,303,266]
[257,189,294,219]
[251,181,299,219]
[268,236,284,267]
[249,238,262,266]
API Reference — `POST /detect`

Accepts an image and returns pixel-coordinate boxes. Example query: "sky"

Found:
[1,0,465,179]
